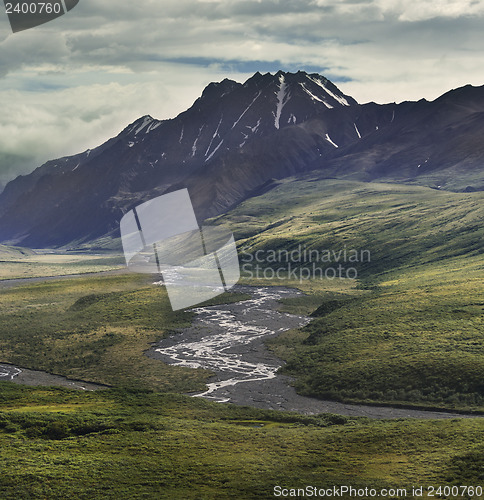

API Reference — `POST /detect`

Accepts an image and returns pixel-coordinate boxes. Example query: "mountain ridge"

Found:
[0,71,482,248]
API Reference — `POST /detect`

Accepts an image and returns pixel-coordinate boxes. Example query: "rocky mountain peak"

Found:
[0,72,482,248]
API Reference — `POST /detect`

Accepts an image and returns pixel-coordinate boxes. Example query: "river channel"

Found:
[147,285,481,419]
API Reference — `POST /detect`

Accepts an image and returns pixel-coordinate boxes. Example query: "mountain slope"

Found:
[213,177,484,409]
[0,72,483,248]
[311,84,484,190]
[0,71,370,247]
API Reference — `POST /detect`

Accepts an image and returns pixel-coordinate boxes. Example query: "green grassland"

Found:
[214,178,484,411]
[0,384,482,499]
[0,244,34,259]
[0,248,125,280]
[0,177,482,497]
[214,177,483,279]
[0,272,250,392]
[267,256,484,411]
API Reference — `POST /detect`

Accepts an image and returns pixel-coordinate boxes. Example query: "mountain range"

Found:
[0,70,483,248]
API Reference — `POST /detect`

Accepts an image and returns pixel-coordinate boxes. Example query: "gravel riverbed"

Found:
[147,285,481,419]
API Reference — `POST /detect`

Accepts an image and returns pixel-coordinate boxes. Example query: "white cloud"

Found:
[375,0,484,22]
[312,0,484,21]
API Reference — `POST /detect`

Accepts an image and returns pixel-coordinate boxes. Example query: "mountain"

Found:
[0,71,482,248]
[310,84,484,190]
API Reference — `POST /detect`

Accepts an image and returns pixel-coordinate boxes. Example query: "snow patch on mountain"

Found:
[206,116,223,157]
[247,118,261,133]
[298,82,333,109]
[146,121,161,133]
[325,133,339,148]
[192,126,204,157]
[205,140,223,162]
[274,74,289,129]
[134,116,154,135]
[308,76,350,106]
[232,91,262,130]
[354,123,361,139]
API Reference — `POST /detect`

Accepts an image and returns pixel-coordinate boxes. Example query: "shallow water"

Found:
[150,285,308,402]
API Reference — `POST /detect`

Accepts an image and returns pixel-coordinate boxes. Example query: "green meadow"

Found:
[0,247,124,280]
[0,384,482,499]
[0,178,482,498]
[0,272,251,392]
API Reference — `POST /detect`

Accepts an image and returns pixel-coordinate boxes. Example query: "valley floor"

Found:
[0,180,482,498]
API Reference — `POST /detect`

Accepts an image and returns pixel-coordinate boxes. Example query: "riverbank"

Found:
[147,285,483,419]
[0,362,107,391]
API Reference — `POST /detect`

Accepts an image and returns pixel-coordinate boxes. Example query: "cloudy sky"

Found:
[1,0,484,186]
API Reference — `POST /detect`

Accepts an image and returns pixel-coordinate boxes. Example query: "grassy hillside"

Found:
[214,177,483,279]
[214,178,484,411]
[267,257,484,411]
[0,244,34,259]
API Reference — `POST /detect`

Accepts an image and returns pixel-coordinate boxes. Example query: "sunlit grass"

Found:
[0,385,482,499]
[0,250,125,280]
[213,179,484,411]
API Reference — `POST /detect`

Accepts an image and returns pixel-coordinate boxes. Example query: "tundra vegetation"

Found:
[0,179,482,498]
